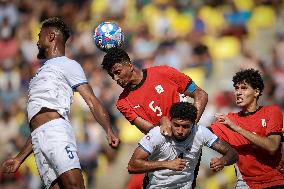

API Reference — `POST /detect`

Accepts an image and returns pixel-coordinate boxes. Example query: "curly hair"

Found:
[101,48,131,72]
[232,68,264,97]
[170,102,197,123]
[41,17,71,42]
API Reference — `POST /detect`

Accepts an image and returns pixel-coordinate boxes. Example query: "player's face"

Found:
[109,63,133,88]
[37,28,48,59]
[171,119,193,141]
[234,82,259,109]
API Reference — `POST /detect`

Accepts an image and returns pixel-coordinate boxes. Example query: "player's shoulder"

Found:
[147,65,175,73]
[195,124,210,134]
[262,104,281,111]
[148,126,162,136]
[62,56,81,66]
[143,126,164,143]
[227,111,239,118]
[117,89,131,102]
[47,56,80,67]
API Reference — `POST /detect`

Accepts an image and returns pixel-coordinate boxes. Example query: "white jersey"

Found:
[27,56,87,122]
[139,125,218,189]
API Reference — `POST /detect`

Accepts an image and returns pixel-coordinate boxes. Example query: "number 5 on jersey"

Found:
[149,101,162,117]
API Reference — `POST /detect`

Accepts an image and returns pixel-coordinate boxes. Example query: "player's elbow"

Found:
[267,146,279,155]
[201,90,208,102]
[233,150,239,164]
[127,162,136,174]
[266,140,281,155]
[194,88,208,104]
[226,148,239,165]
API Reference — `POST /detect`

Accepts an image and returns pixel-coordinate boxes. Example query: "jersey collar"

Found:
[131,69,147,91]
[238,106,263,117]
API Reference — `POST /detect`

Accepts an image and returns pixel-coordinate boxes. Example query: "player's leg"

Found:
[48,169,85,189]
[32,119,83,189]
[57,168,85,189]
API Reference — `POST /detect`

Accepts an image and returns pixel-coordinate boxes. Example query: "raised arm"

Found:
[76,83,120,148]
[216,113,281,155]
[128,147,187,174]
[209,138,239,172]
[1,136,33,173]
[184,86,208,123]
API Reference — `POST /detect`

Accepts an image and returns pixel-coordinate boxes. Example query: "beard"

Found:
[37,47,46,59]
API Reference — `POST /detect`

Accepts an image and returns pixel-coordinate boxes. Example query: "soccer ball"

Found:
[93,21,124,52]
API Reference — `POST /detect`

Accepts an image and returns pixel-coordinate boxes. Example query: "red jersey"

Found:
[116,66,191,125]
[209,105,284,189]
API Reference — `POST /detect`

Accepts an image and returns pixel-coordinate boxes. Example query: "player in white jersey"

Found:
[1,17,120,189]
[128,102,238,189]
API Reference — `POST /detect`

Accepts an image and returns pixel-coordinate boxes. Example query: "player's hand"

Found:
[160,116,172,137]
[210,157,225,172]
[167,158,187,171]
[1,158,21,173]
[107,130,120,149]
[215,113,240,132]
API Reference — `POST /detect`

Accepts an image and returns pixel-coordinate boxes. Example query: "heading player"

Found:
[1,17,119,189]
[101,48,208,134]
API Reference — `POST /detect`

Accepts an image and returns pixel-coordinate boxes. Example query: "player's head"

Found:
[102,48,134,88]
[232,68,264,107]
[170,102,197,141]
[37,17,71,59]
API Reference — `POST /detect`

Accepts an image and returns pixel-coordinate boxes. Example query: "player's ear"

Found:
[48,32,56,42]
[254,89,260,97]
[128,62,134,71]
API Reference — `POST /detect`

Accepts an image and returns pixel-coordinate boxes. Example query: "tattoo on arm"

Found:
[210,139,239,165]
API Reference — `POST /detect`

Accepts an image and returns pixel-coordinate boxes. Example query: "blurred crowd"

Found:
[0,0,284,188]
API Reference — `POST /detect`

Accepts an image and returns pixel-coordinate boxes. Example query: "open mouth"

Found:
[236,96,243,104]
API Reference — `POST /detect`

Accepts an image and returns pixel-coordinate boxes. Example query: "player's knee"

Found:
[64,181,84,189]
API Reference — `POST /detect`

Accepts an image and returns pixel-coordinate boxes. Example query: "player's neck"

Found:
[130,69,144,90]
[242,100,259,114]
[47,46,65,59]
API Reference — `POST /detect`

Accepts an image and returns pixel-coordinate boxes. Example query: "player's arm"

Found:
[216,113,281,155]
[76,83,120,148]
[1,136,32,173]
[127,146,187,174]
[209,138,239,172]
[184,85,208,123]
[133,117,155,134]
[116,98,155,134]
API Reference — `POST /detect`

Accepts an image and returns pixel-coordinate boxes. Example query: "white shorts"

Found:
[235,165,250,189]
[31,118,81,189]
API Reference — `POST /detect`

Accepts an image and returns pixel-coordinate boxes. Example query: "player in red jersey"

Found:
[101,48,208,189]
[210,68,284,189]
[102,48,208,134]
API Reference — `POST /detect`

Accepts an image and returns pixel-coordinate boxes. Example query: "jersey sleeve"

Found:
[265,105,283,135]
[158,66,192,93]
[208,121,230,143]
[138,127,162,154]
[199,125,218,147]
[116,98,138,123]
[62,60,88,90]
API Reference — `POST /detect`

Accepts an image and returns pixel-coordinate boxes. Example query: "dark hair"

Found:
[170,102,197,123]
[232,68,264,97]
[41,17,71,42]
[193,43,208,55]
[101,48,131,72]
